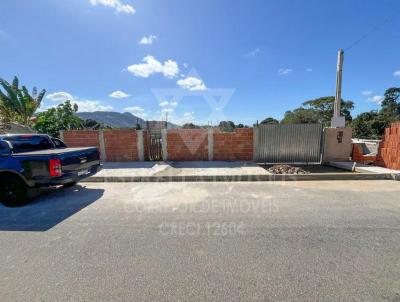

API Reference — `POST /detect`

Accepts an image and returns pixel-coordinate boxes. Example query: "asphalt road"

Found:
[0,180,400,302]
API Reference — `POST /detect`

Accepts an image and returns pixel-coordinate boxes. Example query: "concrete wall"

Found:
[352,143,377,164]
[322,128,352,163]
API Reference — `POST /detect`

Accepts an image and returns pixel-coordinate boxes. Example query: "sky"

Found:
[1,0,400,125]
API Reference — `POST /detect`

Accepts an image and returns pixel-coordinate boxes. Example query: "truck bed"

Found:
[13,147,98,156]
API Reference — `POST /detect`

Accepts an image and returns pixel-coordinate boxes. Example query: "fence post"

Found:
[59,130,64,141]
[253,127,259,162]
[208,128,214,161]
[98,130,107,161]
[137,130,144,161]
[161,129,168,161]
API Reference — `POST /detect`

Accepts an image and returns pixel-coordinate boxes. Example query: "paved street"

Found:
[1,180,400,301]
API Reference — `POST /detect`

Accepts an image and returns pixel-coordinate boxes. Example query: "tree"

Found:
[302,96,354,124]
[352,87,400,139]
[281,108,319,124]
[218,121,235,132]
[0,76,46,125]
[380,87,400,118]
[182,123,200,129]
[352,111,378,139]
[83,118,103,130]
[260,117,279,125]
[33,101,84,137]
[281,96,354,126]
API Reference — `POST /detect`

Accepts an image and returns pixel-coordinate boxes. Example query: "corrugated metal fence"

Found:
[256,124,324,163]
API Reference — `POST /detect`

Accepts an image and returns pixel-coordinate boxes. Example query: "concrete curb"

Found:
[82,173,393,183]
[328,161,400,181]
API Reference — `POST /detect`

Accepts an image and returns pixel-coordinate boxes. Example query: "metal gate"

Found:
[148,129,163,161]
[256,124,323,163]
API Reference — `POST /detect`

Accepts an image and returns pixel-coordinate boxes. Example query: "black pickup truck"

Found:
[0,134,101,207]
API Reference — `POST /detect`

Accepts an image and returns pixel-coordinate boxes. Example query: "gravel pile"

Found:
[267,164,310,175]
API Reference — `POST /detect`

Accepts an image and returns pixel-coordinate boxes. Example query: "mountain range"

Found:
[76,111,178,129]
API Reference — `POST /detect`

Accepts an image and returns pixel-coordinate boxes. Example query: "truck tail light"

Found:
[49,159,62,177]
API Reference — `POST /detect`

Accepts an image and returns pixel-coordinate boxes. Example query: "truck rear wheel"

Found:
[0,175,30,207]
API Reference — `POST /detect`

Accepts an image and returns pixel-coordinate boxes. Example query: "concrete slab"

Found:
[97,162,170,177]
[330,161,400,179]
[83,161,395,182]
[330,161,395,173]
[96,161,270,178]
[157,161,270,177]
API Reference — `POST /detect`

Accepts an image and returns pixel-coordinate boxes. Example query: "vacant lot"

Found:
[1,181,400,301]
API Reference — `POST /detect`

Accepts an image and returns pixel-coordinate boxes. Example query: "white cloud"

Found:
[306,68,312,72]
[161,108,174,113]
[244,48,260,58]
[278,68,293,75]
[158,101,169,107]
[362,91,373,96]
[89,0,135,14]
[109,90,130,98]
[368,95,384,104]
[183,112,195,119]
[46,92,75,102]
[75,100,113,112]
[170,112,196,125]
[177,76,207,91]
[139,35,157,45]
[159,101,178,107]
[393,70,400,77]
[45,91,113,112]
[127,55,179,78]
[163,60,180,78]
[124,106,147,118]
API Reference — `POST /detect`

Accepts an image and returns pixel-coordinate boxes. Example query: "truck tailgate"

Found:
[58,148,100,173]
[15,147,100,174]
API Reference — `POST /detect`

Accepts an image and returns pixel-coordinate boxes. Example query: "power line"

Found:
[344,12,400,51]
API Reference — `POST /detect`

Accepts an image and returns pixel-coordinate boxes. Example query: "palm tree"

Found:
[0,76,46,125]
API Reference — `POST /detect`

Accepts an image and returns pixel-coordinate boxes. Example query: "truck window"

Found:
[52,138,67,148]
[0,140,11,155]
[3,136,53,153]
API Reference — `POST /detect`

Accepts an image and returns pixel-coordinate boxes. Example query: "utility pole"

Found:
[331,49,345,128]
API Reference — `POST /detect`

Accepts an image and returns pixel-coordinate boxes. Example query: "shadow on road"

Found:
[0,185,104,232]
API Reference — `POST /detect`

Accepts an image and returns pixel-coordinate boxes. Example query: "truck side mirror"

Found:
[0,140,12,156]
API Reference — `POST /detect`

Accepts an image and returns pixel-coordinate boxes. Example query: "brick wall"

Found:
[63,130,100,148]
[351,143,377,164]
[62,128,254,162]
[376,122,400,170]
[213,129,253,161]
[103,130,139,162]
[167,129,208,161]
